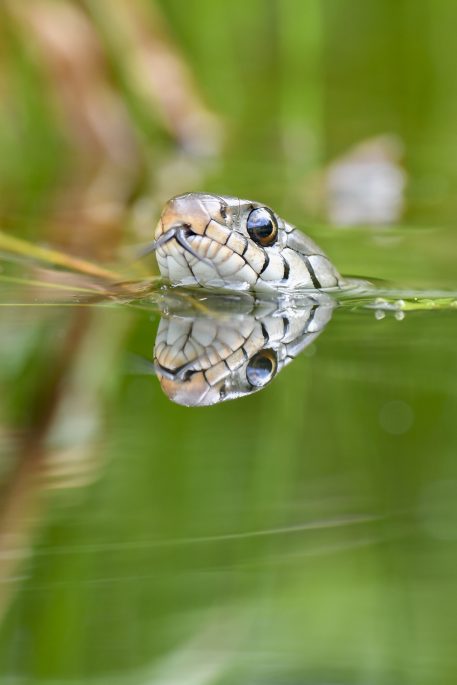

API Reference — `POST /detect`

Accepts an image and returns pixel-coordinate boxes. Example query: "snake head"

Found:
[152,192,341,291]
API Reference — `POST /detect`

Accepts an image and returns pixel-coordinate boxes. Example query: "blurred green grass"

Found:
[2,0,457,239]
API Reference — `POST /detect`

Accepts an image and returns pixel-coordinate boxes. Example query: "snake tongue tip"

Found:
[136,241,159,259]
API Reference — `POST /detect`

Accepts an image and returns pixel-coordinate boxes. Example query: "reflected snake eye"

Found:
[246,207,278,246]
[246,349,278,387]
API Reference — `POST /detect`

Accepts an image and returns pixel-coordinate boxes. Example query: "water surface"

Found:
[0,225,456,684]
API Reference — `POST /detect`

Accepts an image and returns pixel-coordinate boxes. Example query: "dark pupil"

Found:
[247,208,277,245]
[246,350,276,387]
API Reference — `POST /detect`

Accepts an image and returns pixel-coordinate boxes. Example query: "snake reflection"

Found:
[153,292,334,406]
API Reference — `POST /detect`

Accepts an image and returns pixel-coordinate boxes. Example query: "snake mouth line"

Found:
[139,223,212,267]
[154,360,198,381]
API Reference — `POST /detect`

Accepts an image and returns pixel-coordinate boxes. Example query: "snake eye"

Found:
[246,207,278,246]
[246,349,278,388]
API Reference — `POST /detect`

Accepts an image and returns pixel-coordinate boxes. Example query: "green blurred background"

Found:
[3,0,457,245]
[1,1,457,683]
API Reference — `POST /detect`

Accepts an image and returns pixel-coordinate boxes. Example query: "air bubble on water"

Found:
[375,297,387,306]
[395,310,405,321]
[375,310,386,320]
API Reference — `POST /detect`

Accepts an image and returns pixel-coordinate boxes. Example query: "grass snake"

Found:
[146,192,342,291]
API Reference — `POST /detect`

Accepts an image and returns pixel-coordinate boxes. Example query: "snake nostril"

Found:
[182,369,197,382]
